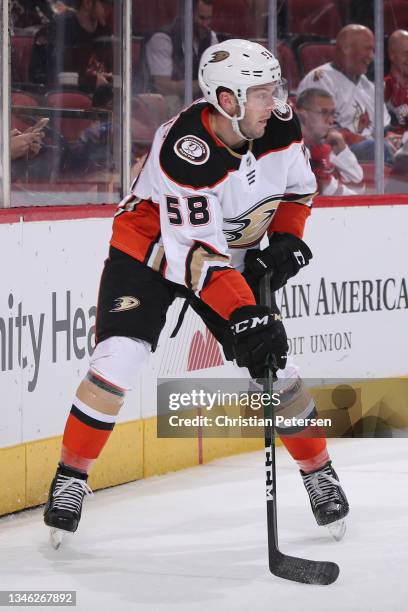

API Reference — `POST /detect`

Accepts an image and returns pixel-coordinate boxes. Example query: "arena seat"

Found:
[11,36,35,84]
[12,91,39,107]
[11,91,40,132]
[132,0,179,34]
[298,42,336,76]
[286,0,342,38]
[132,93,167,148]
[45,91,93,141]
[384,0,408,34]
[277,41,301,91]
[212,0,256,38]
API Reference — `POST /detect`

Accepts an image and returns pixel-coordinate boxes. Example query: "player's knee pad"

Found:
[76,336,150,417]
[89,336,150,390]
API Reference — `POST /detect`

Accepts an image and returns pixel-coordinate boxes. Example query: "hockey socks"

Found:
[61,400,116,473]
[60,370,125,473]
[279,435,330,473]
[272,375,330,473]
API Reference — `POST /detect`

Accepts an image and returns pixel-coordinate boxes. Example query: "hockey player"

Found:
[44,39,349,544]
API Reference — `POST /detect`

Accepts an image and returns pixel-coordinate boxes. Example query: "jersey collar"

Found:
[201,106,253,159]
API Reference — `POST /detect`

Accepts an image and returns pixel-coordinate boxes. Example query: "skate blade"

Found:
[327,519,346,541]
[49,528,64,550]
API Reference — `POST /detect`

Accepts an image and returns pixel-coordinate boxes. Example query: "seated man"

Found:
[145,0,218,116]
[53,0,112,92]
[297,24,393,165]
[384,31,408,193]
[296,88,364,196]
[385,29,408,134]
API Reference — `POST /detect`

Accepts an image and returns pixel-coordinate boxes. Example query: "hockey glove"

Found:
[244,232,312,291]
[229,305,288,378]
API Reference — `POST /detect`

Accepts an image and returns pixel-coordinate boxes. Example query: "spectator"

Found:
[11,125,53,182]
[297,24,393,165]
[11,0,54,33]
[384,30,408,193]
[297,88,364,196]
[70,83,113,175]
[145,0,218,116]
[70,84,164,177]
[52,0,113,91]
[11,129,44,160]
[385,29,408,134]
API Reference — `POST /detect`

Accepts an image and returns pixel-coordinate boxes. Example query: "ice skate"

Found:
[44,463,92,549]
[301,461,349,541]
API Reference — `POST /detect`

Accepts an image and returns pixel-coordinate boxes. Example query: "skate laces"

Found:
[52,474,93,515]
[302,465,344,509]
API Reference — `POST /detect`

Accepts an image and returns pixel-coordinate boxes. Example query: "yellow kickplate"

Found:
[89,420,144,490]
[202,436,264,464]
[143,416,199,478]
[0,445,26,515]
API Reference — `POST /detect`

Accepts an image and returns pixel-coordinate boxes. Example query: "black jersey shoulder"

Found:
[253,107,302,159]
[159,102,238,189]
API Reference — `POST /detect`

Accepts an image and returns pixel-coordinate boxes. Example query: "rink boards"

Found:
[1,197,408,515]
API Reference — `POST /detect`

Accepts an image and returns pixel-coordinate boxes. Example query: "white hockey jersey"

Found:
[111,101,317,319]
[298,63,390,138]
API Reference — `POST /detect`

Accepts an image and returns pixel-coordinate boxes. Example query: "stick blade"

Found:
[270,551,339,585]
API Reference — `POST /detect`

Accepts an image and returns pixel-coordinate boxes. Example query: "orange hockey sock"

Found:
[279,432,329,473]
[60,404,116,474]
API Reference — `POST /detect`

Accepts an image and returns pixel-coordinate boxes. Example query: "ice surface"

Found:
[1,438,407,611]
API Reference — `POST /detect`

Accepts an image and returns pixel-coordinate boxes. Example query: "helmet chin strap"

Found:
[231,115,253,142]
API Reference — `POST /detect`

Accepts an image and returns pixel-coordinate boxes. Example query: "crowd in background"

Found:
[8,0,408,204]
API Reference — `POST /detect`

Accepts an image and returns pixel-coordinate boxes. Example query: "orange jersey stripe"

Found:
[110,199,160,262]
[268,201,311,239]
[200,268,256,320]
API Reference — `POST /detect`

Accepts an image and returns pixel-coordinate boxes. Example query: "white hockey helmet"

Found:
[199,39,286,137]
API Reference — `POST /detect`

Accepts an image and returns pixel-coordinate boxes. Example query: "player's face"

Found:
[240,83,284,139]
[302,96,336,141]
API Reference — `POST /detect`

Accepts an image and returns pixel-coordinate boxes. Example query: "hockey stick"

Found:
[260,273,340,585]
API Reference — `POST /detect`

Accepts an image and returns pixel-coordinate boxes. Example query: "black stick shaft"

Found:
[260,274,279,556]
[259,273,340,585]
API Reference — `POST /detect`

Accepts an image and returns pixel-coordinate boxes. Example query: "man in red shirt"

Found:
[384,30,408,192]
[385,29,408,134]
[297,88,364,196]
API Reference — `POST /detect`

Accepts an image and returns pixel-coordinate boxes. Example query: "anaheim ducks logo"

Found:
[209,50,230,63]
[223,196,282,248]
[110,296,140,312]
